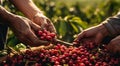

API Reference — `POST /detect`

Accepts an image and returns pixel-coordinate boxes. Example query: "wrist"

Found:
[30,12,45,20]
[0,6,15,24]
[98,24,109,37]
[31,12,46,21]
[23,10,43,20]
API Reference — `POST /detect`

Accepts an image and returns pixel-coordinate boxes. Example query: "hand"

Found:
[9,16,48,47]
[74,24,109,44]
[31,13,56,33]
[106,35,120,55]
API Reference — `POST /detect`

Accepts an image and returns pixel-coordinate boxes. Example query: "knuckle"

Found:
[81,30,86,34]
[32,39,43,45]
[109,41,115,45]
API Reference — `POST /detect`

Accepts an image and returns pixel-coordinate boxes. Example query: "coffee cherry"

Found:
[79,63,85,66]
[1,39,120,66]
[37,29,56,41]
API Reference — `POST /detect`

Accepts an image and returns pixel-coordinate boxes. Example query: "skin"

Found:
[31,13,56,33]
[9,0,56,33]
[0,6,48,47]
[107,35,120,54]
[75,24,109,44]
[75,23,120,54]
[0,0,56,47]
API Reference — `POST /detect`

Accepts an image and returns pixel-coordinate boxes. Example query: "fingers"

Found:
[106,36,120,55]
[46,19,56,33]
[17,36,33,46]
[30,22,42,32]
[107,42,115,54]
[26,30,49,47]
[74,31,86,42]
[107,41,118,54]
[32,13,56,33]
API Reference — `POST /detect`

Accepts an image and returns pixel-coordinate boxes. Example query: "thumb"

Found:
[46,19,56,33]
[74,31,86,42]
[30,22,42,32]
[106,41,116,54]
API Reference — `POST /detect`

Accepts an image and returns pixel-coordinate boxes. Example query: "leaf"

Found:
[59,21,67,37]
[69,22,79,33]
[70,17,88,29]
[65,22,74,33]
[54,20,60,34]
[74,23,83,32]
[64,15,74,21]
[7,37,19,47]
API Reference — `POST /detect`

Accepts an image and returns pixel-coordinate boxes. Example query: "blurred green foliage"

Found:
[2,0,120,48]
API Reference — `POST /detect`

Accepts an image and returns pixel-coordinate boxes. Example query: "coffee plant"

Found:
[0,30,120,66]
[0,0,120,66]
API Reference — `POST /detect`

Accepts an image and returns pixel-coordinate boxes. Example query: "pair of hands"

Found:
[9,13,56,47]
[75,24,120,54]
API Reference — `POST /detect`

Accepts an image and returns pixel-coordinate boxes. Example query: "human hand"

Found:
[9,0,56,33]
[0,6,49,46]
[9,16,49,47]
[74,24,109,44]
[31,13,56,33]
[106,35,120,55]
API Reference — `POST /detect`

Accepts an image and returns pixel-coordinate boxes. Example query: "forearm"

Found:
[9,0,43,19]
[0,6,18,24]
[0,0,1,4]
[102,12,120,36]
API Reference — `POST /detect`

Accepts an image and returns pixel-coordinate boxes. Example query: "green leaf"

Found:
[70,17,88,29]
[59,21,67,37]
[7,37,19,47]
[69,22,79,33]
[64,15,74,21]
[54,21,60,34]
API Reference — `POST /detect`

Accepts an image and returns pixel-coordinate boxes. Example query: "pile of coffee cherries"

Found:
[0,30,120,66]
[1,43,120,66]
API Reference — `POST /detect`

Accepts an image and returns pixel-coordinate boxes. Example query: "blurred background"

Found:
[2,0,120,50]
